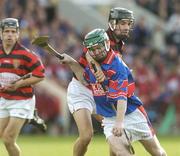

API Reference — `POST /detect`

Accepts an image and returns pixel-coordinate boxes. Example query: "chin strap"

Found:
[108,20,116,31]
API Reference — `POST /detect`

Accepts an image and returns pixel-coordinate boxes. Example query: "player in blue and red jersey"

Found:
[66,8,134,156]
[83,28,167,156]
[0,18,45,156]
[60,28,167,156]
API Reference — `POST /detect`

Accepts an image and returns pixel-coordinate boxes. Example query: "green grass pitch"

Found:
[0,135,180,156]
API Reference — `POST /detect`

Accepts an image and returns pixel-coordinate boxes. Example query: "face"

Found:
[88,42,108,62]
[110,19,133,40]
[1,27,19,46]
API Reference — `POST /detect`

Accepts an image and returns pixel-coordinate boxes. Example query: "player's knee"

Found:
[0,131,3,138]
[152,148,167,156]
[115,150,126,156]
[116,151,122,156]
[81,134,93,144]
[1,132,15,145]
[79,131,93,145]
[160,149,167,156]
[80,128,93,139]
[114,147,134,156]
[157,150,167,156]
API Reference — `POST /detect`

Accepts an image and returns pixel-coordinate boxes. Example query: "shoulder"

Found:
[78,47,87,58]
[112,56,124,68]
[82,47,88,54]
[110,56,127,74]
[16,43,39,57]
[13,43,41,62]
[0,44,3,51]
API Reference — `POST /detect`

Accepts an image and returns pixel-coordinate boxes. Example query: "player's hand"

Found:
[86,52,105,83]
[112,122,124,137]
[59,53,74,64]
[0,85,5,92]
[93,70,106,83]
[1,82,21,92]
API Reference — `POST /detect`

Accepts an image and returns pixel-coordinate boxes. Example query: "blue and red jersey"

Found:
[0,42,45,100]
[84,49,143,117]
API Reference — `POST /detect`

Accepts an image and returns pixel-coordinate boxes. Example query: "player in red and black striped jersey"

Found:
[0,18,45,156]
[64,8,135,156]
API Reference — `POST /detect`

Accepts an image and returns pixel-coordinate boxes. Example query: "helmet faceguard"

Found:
[108,7,134,33]
[1,18,19,31]
[83,29,110,62]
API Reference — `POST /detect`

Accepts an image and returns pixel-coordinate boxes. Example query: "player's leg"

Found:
[109,148,116,156]
[126,106,167,156]
[1,117,26,156]
[139,135,167,156]
[73,109,93,156]
[1,96,36,156]
[93,114,116,156]
[103,117,134,156]
[107,134,135,156]
[0,99,10,138]
[0,114,25,156]
[67,78,95,156]
[0,118,9,138]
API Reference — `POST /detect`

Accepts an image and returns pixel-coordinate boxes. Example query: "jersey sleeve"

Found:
[107,60,128,102]
[27,52,45,78]
[78,47,88,68]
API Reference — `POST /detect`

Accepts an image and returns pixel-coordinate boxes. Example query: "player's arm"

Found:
[112,99,127,137]
[15,76,44,86]
[59,53,87,85]
[108,62,128,137]
[1,76,44,92]
[26,53,45,85]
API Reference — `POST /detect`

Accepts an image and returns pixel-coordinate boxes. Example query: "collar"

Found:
[13,42,21,50]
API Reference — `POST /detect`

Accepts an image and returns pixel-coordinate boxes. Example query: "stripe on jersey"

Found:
[0,43,44,99]
[106,69,116,77]
[138,106,155,135]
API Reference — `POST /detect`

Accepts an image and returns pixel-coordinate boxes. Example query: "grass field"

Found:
[0,135,180,156]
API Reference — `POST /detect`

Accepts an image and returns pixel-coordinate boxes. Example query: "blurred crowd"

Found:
[0,0,180,134]
[135,0,178,19]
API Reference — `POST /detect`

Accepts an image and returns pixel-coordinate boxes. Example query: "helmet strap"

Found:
[105,40,110,51]
[108,20,116,31]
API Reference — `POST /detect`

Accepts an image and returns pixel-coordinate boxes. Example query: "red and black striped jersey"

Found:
[0,42,45,100]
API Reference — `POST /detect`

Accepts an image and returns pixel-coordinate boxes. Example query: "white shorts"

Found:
[67,78,96,114]
[0,96,35,119]
[102,106,154,142]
